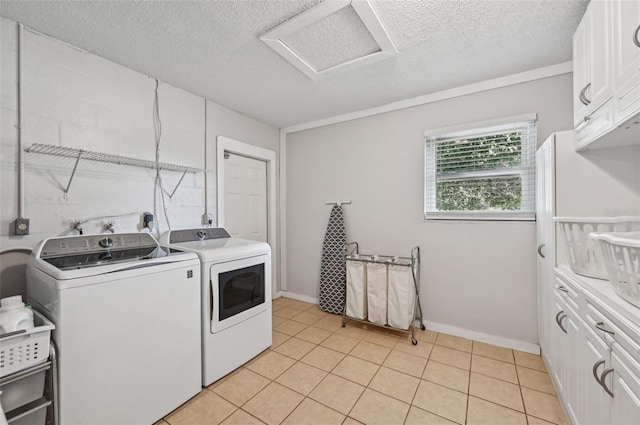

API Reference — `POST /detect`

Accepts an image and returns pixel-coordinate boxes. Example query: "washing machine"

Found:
[26,233,202,425]
[162,228,272,386]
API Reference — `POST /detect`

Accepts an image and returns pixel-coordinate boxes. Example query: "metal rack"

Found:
[0,346,57,425]
[24,143,206,195]
[341,242,425,345]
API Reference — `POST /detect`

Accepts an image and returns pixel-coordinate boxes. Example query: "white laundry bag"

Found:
[346,260,367,319]
[366,262,388,326]
[387,264,416,330]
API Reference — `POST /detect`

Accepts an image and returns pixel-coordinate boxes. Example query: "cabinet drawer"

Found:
[616,79,640,124]
[587,300,640,364]
[576,99,615,149]
[555,273,581,313]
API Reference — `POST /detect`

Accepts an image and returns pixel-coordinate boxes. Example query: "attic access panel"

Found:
[260,0,397,81]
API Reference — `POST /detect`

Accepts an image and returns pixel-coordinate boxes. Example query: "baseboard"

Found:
[274,291,539,354]
[279,291,319,304]
[424,320,541,355]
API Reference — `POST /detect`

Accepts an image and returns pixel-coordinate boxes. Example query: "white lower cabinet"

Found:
[582,324,612,425]
[610,350,640,425]
[545,269,640,425]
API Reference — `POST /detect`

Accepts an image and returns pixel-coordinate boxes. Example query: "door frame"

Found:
[216,136,277,298]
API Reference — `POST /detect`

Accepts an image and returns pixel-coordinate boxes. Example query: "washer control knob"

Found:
[98,237,113,248]
[196,230,207,240]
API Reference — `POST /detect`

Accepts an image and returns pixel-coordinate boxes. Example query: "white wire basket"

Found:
[0,310,54,378]
[590,232,640,308]
[555,217,640,280]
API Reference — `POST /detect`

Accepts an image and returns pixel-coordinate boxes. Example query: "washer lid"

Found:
[30,233,199,279]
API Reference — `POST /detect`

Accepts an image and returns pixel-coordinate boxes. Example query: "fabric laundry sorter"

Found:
[342,244,425,345]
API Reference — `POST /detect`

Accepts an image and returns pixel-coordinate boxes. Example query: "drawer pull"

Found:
[592,359,605,385]
[634,24,640,48]
[595,321,615,335]
[557,286,569,293]
[537,244,545,258]
[600,368,614,398]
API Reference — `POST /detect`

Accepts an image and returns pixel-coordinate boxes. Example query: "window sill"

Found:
[425,211,536,222]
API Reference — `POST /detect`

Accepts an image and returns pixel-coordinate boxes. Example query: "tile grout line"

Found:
[169,302,561,425]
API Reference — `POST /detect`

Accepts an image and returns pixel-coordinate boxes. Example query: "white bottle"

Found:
[0,296,35,334]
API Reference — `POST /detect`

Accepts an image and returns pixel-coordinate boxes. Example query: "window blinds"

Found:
[424,116,537,220]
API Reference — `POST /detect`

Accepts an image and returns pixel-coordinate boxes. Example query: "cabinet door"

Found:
[536,138,556,360]
[587,0,613,111]
[564,309,582,425]
[612,0,640,122]
[582,326,611,425]
[551,297,567,394]
[574,12,591,126]
[610,352,640,425]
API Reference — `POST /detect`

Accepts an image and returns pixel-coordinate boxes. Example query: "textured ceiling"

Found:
[283,5,380,71]
[0,0,588,128]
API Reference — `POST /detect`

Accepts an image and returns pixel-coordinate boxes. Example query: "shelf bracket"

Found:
[64,150,83,194]
[165,169,189,199]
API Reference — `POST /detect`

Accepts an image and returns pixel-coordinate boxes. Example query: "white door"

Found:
[536,136,556,364]
[223,152,268,242]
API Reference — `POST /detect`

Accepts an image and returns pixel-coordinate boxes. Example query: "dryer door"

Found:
[209,253,270,334]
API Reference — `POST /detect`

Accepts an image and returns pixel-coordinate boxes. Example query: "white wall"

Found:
[0,20,279,293]
[553,132,640,265]
[285,74,576,351]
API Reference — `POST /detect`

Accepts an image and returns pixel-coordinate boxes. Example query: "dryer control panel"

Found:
[168,228,231,243]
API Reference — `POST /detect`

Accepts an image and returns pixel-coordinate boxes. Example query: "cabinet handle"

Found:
[634,25,640,48]
[595,321,615,335]
[579,86,588,106]
[537,244,546,258]
[557,285,569,293]
[592,359,605,385]
[558,314,568,333]
[583,83,592,104]
[555,311,567,333]
[600,368,614,397]
[555,310,564,325]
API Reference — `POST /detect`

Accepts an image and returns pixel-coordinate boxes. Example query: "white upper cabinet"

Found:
[573,1,612,128]
[574,14,591,127]
[612,0,640,124]
[573,0,640,150]
[589,0,613,112]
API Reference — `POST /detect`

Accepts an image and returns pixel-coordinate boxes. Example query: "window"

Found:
[424,113,537,220]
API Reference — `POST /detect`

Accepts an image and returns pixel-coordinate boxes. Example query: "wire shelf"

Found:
[24,143,206,196]
[24,143,205,173]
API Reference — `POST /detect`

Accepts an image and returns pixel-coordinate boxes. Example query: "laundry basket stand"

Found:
[341,242,425,345]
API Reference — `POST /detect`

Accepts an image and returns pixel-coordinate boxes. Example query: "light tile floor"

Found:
[157,298,567,425]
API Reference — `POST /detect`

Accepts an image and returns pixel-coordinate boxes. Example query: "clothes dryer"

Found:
[162,228,272,386]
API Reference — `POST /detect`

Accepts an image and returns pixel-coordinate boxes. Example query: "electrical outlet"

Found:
[202,213,213,226]
[14,218,30,235]
[143,213,154,230]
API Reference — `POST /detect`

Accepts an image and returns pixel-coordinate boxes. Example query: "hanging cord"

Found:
[153,79,171,236]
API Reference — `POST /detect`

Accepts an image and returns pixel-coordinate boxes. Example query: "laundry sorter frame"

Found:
[341,242,425,345]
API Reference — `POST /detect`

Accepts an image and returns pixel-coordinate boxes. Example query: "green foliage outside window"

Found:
[435,132,523,211]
